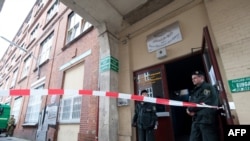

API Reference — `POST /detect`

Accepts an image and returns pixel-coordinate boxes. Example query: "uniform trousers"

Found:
[138,128,155,141]
[190,122,219,141]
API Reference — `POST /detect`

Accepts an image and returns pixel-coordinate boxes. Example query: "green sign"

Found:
[228,76,250,93]
[100,56,119,72]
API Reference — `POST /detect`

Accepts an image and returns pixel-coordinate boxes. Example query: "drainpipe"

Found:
[95,96,99,141]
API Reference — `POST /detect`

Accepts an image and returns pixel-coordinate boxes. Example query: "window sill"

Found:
[34,4,44,17]
[61,26,94,51]
[27,38,36,49]
[58,120,80,124]
[42,12,58,30]
[18,76,27,84]
[22,122,38,127]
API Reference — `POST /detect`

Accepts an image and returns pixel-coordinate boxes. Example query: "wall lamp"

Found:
[0,36,40,79]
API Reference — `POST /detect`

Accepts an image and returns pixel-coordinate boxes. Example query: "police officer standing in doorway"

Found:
[186,70,220,141]
[132,90,158,141]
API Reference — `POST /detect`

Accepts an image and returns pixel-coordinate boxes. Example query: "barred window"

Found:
[59,96,82,123]
[24,84,44,124]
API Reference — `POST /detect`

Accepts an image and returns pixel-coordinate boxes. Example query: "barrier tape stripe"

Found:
[0,89,219,109]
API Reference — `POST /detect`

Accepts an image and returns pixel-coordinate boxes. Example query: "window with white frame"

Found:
[21,56,31,78]
[10,69,18,87]
[59,95,82,123]
[30,24,39,41]
[81,20,92,33]
[24,84,44,124]
[12,96,23,123]
[46,0,59,22]
[66,12,92,43]
[39,33,53,64]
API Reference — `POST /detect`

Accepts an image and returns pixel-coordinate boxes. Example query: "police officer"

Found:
[132,90,158,141]
[186,70,219,141]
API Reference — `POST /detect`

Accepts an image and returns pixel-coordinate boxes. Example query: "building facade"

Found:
[59,0,249,141]
[0,0,99,141]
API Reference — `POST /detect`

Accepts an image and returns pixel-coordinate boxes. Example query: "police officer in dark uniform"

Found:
[186,70,219,141]
[132,90,158,141]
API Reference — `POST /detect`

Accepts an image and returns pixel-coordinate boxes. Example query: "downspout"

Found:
[96,95,99,141]
[96,59,100,141]
[45,15,63,141]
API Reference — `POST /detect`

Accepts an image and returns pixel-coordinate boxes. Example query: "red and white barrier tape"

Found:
[0,89,219,109]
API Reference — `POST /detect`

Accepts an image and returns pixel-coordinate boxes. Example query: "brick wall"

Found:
[50,8,100,139]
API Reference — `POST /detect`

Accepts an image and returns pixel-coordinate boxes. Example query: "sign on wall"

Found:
[100,56,119,72]
[146,21,182,52]
[228,76,250,93]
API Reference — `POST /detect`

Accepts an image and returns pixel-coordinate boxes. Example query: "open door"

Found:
[202,26,234,140]
[133,64,174,141]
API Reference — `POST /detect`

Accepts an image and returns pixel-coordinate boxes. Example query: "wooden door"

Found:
[134,64,174,141]
[201,26,234,140]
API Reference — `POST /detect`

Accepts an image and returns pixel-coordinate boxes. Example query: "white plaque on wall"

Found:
[147,21,182,52]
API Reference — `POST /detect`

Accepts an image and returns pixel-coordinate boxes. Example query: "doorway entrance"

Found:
[165,53,204,141]
[133,26,233,141]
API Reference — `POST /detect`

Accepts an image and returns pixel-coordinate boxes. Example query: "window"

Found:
[10,69,18,87]
[4,77,9,89]
[24,84,44,124]
[59,96,82,123]
[19,43,25,55]
[21,56,31,78]
[46,0,59,22]
[26,11,33,26]
[37,0,45,7]
[12,96,23,123]
[39,33,53,64]
[81,20,92,32]
[11,55,16,66]
[66,12,92,43]
[30,24,39,41]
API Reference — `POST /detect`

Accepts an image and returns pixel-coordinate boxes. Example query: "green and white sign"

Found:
[228,76,250,93]
[100,56,119,72]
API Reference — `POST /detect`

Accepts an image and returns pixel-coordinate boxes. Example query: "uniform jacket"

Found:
[8,117,15,127]
[188,82,219,124]
[132,102,158,129]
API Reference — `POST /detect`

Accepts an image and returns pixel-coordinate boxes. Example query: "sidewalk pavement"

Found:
[0,134,30,141]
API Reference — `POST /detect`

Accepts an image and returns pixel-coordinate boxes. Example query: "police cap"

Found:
[191,70,205,76]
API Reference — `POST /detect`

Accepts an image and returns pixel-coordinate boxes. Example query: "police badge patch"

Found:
[203,89,210,96]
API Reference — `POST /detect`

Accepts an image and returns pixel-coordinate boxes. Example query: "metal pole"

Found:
[0,36,40,78]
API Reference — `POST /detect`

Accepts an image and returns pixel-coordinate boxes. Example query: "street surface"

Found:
[0,134,30,141]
